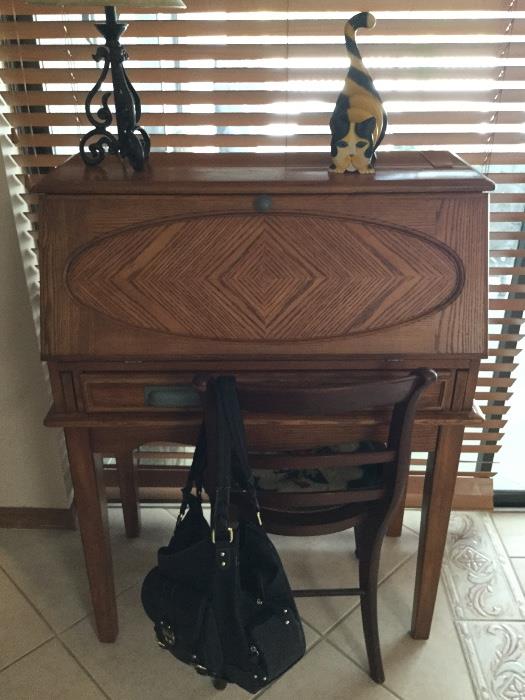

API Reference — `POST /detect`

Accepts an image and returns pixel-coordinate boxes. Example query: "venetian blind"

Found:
[0,0,524,480]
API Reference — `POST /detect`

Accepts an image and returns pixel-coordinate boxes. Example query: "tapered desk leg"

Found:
[115,451,141,538]
[65,428,118,642]
[411,424,464,639]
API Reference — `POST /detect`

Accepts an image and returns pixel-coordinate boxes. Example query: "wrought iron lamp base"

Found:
[80,5,150,171]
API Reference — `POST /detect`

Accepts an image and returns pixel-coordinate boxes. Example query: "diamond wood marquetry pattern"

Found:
[66,213,463,341]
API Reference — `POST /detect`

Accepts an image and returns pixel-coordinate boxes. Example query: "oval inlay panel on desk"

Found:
[66,212,464,341]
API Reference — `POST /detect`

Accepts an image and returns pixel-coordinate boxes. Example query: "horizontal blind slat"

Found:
[491,232,525,240]
[5,90,525,107]
[490,268,525,276]
[1,66,512,84]
[480,362,519,370]
[490,300,525,311]
[1,0,519,11]
[0,18,513,41]
[7,112,525,129]
[1,42,520,62]
[14,133,525,149]
[462,445,501,453]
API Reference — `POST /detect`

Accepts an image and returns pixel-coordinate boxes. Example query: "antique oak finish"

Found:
[35,151,493,644]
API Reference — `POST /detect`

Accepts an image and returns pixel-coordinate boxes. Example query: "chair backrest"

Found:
[194,369,436,536]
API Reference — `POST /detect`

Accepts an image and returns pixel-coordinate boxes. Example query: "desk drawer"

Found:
[79,370,453,413]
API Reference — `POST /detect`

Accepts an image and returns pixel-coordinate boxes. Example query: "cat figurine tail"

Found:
[329,11,387,174]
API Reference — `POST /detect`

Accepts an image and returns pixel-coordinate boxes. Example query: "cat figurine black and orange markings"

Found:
[329,12,387,174]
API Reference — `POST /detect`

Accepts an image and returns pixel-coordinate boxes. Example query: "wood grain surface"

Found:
[31,151,494,196]
[40,190,488,359]
[65,212,463,342]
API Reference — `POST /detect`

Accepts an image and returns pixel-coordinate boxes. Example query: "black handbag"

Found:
[141,376,306,693]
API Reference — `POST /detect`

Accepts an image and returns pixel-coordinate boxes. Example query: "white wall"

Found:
[0,145,71,509]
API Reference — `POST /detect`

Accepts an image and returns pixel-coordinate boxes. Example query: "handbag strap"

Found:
[209,376,261,543]
[177,424,206,520]
[217,376,260,507]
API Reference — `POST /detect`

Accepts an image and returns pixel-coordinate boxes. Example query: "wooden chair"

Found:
[201,369,436,684]
[113,369,435,682]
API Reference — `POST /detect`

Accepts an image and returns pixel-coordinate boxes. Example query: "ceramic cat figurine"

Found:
[329,12,387,174]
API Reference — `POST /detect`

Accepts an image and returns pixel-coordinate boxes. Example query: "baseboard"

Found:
[406,474,494,511]
[0,474,491,530]
[0,505,76,529]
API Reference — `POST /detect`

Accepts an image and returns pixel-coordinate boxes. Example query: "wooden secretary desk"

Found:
[34,151,493,644]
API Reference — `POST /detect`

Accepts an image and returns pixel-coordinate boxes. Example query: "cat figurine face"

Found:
[329,12,387,174]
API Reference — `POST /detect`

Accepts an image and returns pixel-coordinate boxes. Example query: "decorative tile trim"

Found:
[456,621,491,700]
[443,513,525,621]
[456,621,525,700]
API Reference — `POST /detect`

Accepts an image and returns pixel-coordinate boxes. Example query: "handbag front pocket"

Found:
[249,609,305,681]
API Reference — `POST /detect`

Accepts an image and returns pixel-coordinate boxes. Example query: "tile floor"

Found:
[0,508,523,700]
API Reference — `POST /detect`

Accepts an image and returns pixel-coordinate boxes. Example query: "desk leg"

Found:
[65,427,118,642]
[386,482,406,538]
[115,451,141,538]
[411,424,464,639]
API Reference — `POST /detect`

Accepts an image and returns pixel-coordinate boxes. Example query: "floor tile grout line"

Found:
[0,561,56,636]
[0,533,149,640]
[56,611,92,637]
[398,514,420,536]
[0,560,145,641]
[315,550,419,642]
[439,553,479,700]
[323,637,404,700]
[452,621,484,700]
[57,578,146,638]
[487,511,525,605]
[163,507,179,522]
[252,633,329,699]
[0,637,53,677]
[400,523,419,536]
[489,511,517,561]
[54,634,112,700]
[115,578,145,600]
[452,617,525,623]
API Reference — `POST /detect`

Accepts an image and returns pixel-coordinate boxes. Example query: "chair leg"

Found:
[355,516,386,684]
[115,451,141,538]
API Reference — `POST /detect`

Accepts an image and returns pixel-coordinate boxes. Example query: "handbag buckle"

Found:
[211,527,234,544]
[156,622,176,649]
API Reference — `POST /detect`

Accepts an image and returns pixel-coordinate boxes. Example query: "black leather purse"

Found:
[141,376,306,693]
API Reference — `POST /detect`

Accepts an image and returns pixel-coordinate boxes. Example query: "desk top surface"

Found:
[33,151,494,196]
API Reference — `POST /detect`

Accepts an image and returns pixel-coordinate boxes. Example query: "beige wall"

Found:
[0,145,71,509]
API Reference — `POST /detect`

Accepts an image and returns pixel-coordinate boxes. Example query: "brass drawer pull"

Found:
[144,385,200,408]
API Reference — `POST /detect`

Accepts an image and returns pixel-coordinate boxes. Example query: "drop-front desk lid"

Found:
[32,151,494,196]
